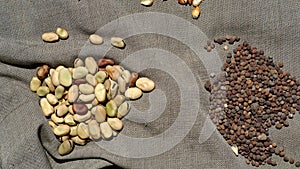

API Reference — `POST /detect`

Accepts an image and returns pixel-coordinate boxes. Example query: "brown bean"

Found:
[37,65,50,80]
[129,72,139,87]
[98,58,115,68]
[72,103,88,115]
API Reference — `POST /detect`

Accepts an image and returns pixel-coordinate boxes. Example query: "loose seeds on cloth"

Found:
[205,40,300,167]
[30,57,155,156]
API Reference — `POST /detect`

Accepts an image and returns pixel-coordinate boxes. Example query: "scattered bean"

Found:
[125,87,143,100]
[42,32,59,42]
[56,27,69,40]
[136,77,155,92]
[89,34,103,45]
[110,37,125,49]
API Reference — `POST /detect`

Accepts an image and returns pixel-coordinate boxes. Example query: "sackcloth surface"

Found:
[0,0,299,168]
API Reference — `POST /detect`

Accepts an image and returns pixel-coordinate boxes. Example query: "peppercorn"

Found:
[279,151,285,157]
[275,123,283,129]
[296,161,300,167]
[205,40,300,167]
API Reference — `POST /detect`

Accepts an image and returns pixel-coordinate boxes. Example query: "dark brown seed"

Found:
[129,72,139,87]
[206,40,300,167]
[204,80,212,92]
[214,38,223,45]
[289,158,295,164]
[278,61,284,68]
[283,120,289,127]
[72,103,88,115]
[73,78,87,85]
[37,65,50,80]
[266,159,272,165]
[228,37,235,45]
[283,156,289,162]
[98,58,115,68]
[271,161,277,166]
[279,151,285,157]
[296,161,300,167]
[275,123,283,129]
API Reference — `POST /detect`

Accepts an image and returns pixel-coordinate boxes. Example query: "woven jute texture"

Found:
[0,0,299,168]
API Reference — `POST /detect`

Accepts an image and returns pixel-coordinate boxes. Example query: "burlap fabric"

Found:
[1,0,299,168]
